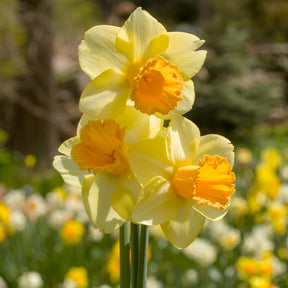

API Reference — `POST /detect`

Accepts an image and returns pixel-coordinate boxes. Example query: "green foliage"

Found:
[187,25,284,135]
[1,218,114,288]
[0,130,62,194]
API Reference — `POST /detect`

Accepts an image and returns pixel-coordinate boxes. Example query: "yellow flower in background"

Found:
[78,7,206,119]
[128,115,235,248]
[24,154,37,167]
[236,256,273,279]
[52,186,66,201]
[267,202,288,235]
[0,202,14,239]
[53,106,162,233]
[0,225,6,242]
[60,220,85,245]
[261,148,281,171]
[247,148,282,213]
[106,241,120,283]
[0,202,10,227]
[236,147,253,165]
[249,276,274,288]
[65,267,88,288]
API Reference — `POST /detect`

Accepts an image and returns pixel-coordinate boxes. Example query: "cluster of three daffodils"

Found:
[53,7,235,249]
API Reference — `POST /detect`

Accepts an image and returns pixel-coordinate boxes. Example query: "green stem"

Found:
[120,222,130,288]
[137,224,149,288]
[130,223,141,288]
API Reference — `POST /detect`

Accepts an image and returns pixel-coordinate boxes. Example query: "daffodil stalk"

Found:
[120,222,130,288]
[137,224,149,288]
[130,222,140,287]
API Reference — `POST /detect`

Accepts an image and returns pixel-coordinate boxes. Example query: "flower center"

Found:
[129,55,183,115]
[171,155,235,209]
[71,119,129,176]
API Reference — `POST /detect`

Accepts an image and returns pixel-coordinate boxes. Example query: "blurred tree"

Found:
[187,25,285,136]
[8,0,57,163]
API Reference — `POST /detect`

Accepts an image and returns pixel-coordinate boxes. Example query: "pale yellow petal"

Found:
[79,25,127,79]
[82,174,125,233]
[144,33,169,59]
[58,137,80,156]
[79,69,129,118]
[117,105,162,145]
[161,199,205,249]
[162,32,206,78]
[167,115,200,163]
[128,131,174,186]
[131,176,179,225]
[192,201,229,221]
[52,155,88,187]
[111,173,141,220]
[77,114,95,135]
[194,134,235,166]
[116,7,167,60]
[160,79,195,119]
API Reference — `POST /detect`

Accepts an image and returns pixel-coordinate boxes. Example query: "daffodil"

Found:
[78,7,206,119]
[60,220,85,245]
[53,106,162,233]
[65,267,88,288]
[128,115,235,248]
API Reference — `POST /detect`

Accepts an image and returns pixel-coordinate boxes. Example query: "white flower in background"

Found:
[146,277,163,288]
[75,210,90,224]
[224,266,236,278]
[208,220,230,239]
[18,271,43,288]
[210,223,241,251]
[270,256,287,277]
[48,209,71,229]
[276,184,288,204]
[219,228,241,250]
[184,269,198,285]
[3,189,25,210]
[242,224,274,257]
[208,267,222,282]
[45,192,65,211]
[184,238,217,267]
[98,285,112,288]
[25,194,46,221]
[229,196,248,217]
[0,276,7,288]
[64,190,84,217]
[88,226,104,242]
[62,279,78,288]
[9,210,27,231]
[280,165,288,181]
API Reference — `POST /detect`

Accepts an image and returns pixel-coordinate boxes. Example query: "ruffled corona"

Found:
[71,119,129,176]
[130,56,183,115]
[172,155,235,209]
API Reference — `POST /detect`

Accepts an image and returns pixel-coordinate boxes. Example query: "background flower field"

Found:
[1,125,288,288]
[0,0,288,287]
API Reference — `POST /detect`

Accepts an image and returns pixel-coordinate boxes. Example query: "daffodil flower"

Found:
[53,106,162,233]
[128,115,235,248]
[78,7,206,119]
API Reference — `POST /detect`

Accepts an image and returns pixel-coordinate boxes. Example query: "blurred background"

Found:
[0,0,288,287]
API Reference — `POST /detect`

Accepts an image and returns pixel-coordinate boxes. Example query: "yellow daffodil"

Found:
[53,106,162,233]
[65,267,88,288]
[78,7,206,119]
[128,115,235,248]
[60,220,85,245]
